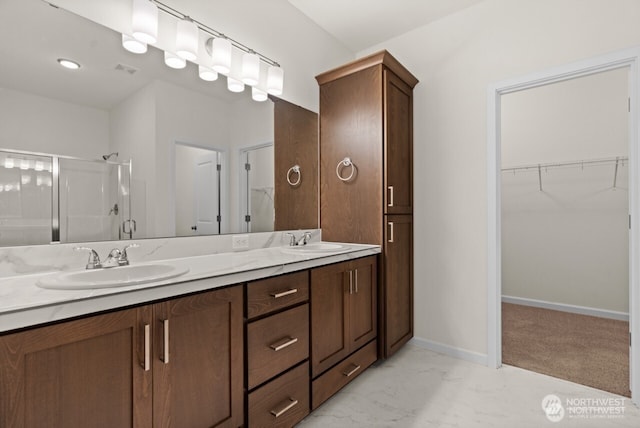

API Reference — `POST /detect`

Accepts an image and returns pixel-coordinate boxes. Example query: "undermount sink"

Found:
[280,243,347,255]
[37,264,190,290]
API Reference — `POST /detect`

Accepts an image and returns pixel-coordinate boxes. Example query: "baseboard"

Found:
[410,337,488,366]
[502,295,629,322]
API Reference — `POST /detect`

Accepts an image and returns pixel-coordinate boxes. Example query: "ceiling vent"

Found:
[115,63,139,75]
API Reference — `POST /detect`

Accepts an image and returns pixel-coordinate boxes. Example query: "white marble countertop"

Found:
[0,242,380,334]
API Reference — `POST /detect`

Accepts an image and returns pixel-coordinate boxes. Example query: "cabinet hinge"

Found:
[245,163,251,171]
[245,215,251,222]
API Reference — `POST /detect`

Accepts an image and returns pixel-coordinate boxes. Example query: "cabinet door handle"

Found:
[269,336,298,351]
[388,185,394,207]
[270,288,298,299]
[270,398,299,418]
[142,324,150,371]
[349,270,353,294]
[160,319,169,364]
[354,269,358,293]
[388,221,395,243]
[342,364,361,377]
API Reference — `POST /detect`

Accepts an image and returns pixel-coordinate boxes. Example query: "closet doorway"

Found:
[487,48,640,405]
[500,68,629,396]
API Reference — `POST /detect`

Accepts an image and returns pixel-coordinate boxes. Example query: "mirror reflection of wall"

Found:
[0,0,302,247]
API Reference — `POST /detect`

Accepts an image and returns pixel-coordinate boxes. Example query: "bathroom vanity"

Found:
[0,240,379,427]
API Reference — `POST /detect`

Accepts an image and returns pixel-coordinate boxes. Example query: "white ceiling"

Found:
[289,0,486,52]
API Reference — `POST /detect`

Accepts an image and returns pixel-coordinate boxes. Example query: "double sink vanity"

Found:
[0,231,380,427]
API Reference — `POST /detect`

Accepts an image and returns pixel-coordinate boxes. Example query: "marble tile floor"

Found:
[298,344,640,427]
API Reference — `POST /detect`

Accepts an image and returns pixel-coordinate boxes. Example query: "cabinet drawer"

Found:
[247,271,309,319]
[248,362,310,428]
[248,304,309,389]
[312,340,377,410]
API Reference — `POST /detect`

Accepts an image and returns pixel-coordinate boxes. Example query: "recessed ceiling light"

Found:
[57,58,81,70]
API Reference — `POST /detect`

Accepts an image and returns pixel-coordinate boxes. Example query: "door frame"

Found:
[487,47,640,404]
[238,142,274,233]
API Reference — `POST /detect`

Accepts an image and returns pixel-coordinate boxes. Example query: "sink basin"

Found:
[280,243,347,255]
[37,264,190,290]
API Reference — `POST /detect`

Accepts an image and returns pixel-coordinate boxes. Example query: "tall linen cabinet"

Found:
[317,51,418,358]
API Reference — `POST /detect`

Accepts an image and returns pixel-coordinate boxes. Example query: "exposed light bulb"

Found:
[211,37,232,74]
[164,51,186,69]
[198,65,218,81]
[227,77,244,93]
[132,0,158,44]
[267,65,284,96]
[122,33,147,54]
[176,18,199,61]
[251,87,268,102]
[241,52,260,86]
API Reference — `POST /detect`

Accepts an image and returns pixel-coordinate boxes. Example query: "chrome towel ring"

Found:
[287,165,301,186]
[336,157,356,182]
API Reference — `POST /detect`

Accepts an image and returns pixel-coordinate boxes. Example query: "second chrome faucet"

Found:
[286,231,312,246]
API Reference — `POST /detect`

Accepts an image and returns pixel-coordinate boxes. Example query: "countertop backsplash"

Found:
[0,229,322,279]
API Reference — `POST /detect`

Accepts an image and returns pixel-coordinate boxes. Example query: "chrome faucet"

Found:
[74,244,139,269]
[286,231,313,246]
[74,247,102,269]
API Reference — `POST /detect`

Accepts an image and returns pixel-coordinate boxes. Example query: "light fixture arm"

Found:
[150,0,280,68]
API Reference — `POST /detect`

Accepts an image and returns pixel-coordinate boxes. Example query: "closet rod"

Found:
[501,156,628,172]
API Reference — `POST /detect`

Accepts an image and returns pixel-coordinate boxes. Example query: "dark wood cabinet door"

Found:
[349,256,378,352]
[153,285,243,428]
[0,308,152,428]
[319,66,383,245]
[383,215,414,357]
[384,70,413,215]
[274,98,319,230]
[311,261,350,377]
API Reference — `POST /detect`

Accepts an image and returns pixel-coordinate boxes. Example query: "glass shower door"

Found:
[59,158,131,242]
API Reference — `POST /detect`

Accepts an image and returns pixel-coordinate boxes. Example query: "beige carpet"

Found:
[502,302,630,397]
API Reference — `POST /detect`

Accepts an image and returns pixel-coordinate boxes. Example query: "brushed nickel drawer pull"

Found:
[349,270,353,294]
[270,398,299,418]
[388,221,395,243]
[355,269,358,293]
[342,364,361,377]
[161,319,169,364]
[270,288,298,299]
[269,336,298,351]
[388,185,394,207]
[143,324,150,371]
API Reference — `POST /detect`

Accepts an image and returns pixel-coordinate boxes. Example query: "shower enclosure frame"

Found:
[0,147,132,244]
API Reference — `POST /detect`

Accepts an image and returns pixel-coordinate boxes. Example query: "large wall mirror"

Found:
[0,0,318,247]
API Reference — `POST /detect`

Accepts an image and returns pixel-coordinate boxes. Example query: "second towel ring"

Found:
[336,157,356,182]
[287,165,301,186]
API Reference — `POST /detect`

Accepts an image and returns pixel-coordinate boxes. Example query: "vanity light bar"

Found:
[126,0,284,95]
[150,0,280,68]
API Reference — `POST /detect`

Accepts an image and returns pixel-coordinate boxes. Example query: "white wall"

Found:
[501,69,629,313]
[0,88,109,158]
[358,0,640,356]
